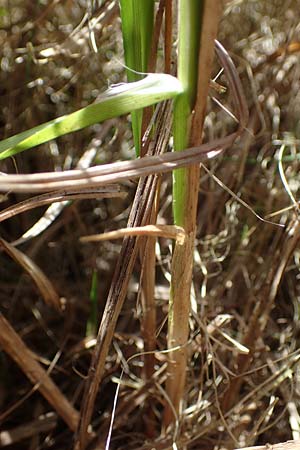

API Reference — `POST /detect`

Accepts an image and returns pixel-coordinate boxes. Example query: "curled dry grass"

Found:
[1,1,300,449]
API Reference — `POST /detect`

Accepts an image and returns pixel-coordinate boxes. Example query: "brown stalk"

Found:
[139,88,170,406]
[163,1,224,429]
[76,175,156,450]
[0,314,79,431]
[0,121,119,246]
[74,101,173,450]
[139,7,167,434]
[138,184,164,438]
[139,219,157,438]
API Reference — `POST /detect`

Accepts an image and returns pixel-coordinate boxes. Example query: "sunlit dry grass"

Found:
[0,1,300,449]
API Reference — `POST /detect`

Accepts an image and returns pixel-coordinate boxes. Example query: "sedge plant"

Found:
[0,0,225,444]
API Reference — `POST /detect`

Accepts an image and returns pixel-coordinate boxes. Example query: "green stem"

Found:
[164,0,204,428]
[119,0,155,155]
[172,1,203,225]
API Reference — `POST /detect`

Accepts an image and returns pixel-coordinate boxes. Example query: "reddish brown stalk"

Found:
[139,12,172,412]
[75,173,158,450]
[139,207,159,438]
[139,99,172,437]
[75,101,173,450]
[140,219,158,382]
[148,0,166,74]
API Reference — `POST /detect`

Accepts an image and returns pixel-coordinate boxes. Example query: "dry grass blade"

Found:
[214,39,249,130]
[0,314,79,431]
[75,101,173,450]
[1,186,125,246]
[76,180,156,449]
[0,186,125,223]
[0,238,62,311]
[80,224,186,243]
[0,135,231,193]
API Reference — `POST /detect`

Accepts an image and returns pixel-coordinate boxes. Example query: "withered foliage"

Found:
[1,1,300,449]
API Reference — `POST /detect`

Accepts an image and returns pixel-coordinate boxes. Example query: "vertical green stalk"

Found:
[164,1,203,428]
[119,0,155,155]
[165,0,223,428]
[172,1,203,225]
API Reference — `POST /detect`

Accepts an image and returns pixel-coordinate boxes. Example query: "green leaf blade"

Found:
[0,74,182,160]
[119,0,155,155]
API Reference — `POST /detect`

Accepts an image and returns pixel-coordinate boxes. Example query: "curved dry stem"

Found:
[80,224,186,244]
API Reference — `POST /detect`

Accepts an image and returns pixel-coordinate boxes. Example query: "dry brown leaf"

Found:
[0,239,62,311]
